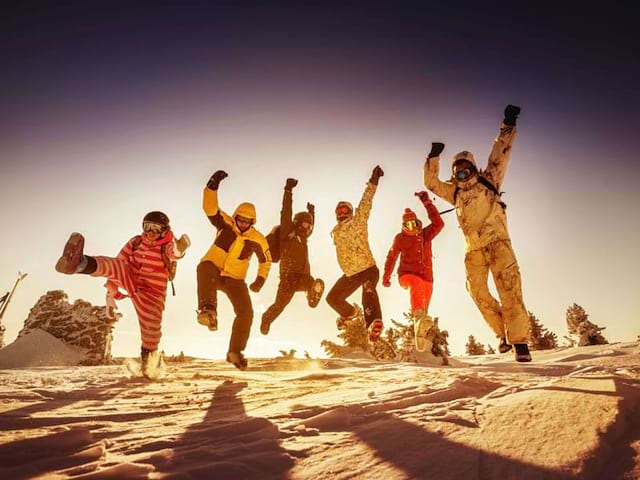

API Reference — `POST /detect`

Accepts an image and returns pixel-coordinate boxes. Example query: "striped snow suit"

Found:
[92,231,181,351]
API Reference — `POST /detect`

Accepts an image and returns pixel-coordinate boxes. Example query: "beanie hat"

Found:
[402,208,417,222]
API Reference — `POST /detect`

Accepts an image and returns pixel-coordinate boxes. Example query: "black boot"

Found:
[514,343,532,362]
[499,337,513,354]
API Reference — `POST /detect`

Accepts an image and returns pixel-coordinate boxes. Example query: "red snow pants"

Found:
[93,256,166,351]
[398,274,433,313]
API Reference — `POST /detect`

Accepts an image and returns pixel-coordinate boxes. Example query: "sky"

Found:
[1,1,639,359]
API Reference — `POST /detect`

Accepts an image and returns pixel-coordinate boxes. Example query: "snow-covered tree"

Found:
[321,316,370,357]
[486,345,496,354]
[566,303,608,346]
[528,311,559,350]
[465,335,486,356]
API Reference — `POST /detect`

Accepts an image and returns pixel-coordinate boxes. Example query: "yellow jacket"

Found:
[200,187,271,281]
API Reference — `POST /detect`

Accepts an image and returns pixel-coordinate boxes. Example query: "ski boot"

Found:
[197,308,218,331]
[514,343,532,362]
[367,319,384,343]
[226,351,248,371]
[55,233,85,274]
[413,310,434,353]
[499,337,513,354]
[306,278,325,308]
[336,304,362,330]
[140,347,156,377]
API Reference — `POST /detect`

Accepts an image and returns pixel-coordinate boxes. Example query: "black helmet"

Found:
[143,211,170,230]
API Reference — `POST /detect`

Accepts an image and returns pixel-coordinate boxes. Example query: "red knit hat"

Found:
[402,208,417,222]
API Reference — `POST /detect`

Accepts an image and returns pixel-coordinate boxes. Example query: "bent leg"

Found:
[465,249,505,339]
[262,277,296,325]
[361,266,382,329]
[490,240,529,344]
[326,274,362,318]
[197,261,221,311]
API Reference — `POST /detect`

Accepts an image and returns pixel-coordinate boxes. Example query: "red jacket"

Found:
[383,200,444,283]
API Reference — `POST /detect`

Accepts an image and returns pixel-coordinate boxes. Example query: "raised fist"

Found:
[415,191,432,203]
[382,277,391,288]
[306,202,315,213]
[176,234,191,254]
[369,165,384,185]
[428,142,445,158]
[285,178,298,191]
[504,105,521,126]
[207,170,228,190]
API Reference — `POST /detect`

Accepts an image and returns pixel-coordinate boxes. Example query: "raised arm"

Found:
[416,191,444,242]
[355,165,383,222]
[280,178,297,237]
[483,105,520,189]
[203,170,233,229]
[423,142,456,205]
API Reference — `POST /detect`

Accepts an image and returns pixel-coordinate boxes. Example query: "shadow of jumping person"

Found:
[155,380,294,479]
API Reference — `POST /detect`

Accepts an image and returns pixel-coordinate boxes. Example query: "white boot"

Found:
[413,310,434,353]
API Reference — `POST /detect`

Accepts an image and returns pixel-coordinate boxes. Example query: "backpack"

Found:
[452,175,507,210]
[132,236,178,296]
[266,225,281,263]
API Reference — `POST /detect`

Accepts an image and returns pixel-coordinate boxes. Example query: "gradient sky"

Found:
[1,2,639,359]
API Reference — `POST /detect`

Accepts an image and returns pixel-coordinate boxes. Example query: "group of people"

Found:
[54,104,532,375]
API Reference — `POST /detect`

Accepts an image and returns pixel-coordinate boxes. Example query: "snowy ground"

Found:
[1,342,639,480]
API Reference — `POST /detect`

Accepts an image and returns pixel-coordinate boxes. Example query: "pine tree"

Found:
[321,315,371,357]
[566,303,608,346]
[528,311,559,350]
[465,335,486,355]
[486,345,496,354]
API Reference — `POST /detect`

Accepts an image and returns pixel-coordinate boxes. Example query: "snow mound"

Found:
[0,329,87,368]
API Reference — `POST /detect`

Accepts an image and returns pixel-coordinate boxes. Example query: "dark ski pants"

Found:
[197,261,253,354]
[326,265,381,328]
[262,273,315,326]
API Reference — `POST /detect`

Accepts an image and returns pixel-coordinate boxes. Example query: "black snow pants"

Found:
[326,265,381,328]
[262,273,315,326]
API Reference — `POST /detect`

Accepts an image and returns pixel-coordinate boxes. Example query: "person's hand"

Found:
[503,105,521,126]
[369,165,384,185]
[415,191,432,203]
[207,170,228,190]
[307,202,315,213]
[249,276,265,292]
[176,234,191,254]
[285,178,298,191]
[382,277,391,288]
[105,292,118,319]
[428,142,445,158]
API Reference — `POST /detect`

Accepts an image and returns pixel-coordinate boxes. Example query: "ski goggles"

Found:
[455,168,475,181]
[143,222,165,234]
[403,219,418,231]
[235,215,254,226]
[335,206,352,217]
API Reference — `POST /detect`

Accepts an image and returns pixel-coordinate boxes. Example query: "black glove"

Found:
[415,191,432,203]
[428,142,445,158]
[285,178,298,191]
[503,105,521,126]
[249,276,265,292]
[369,165,384,185]
[307,202,315,214]
[207,170,228,190]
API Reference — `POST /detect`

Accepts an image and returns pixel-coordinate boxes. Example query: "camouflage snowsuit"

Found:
[423,122,529,344]
[327,182,382,328]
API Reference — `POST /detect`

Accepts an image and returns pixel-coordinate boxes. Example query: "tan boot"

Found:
[413,310,434,352]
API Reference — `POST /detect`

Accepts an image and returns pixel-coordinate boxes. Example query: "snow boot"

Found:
[197,308,218,331]
[226,351,248,371]
[514,343,532,362]
[336,304,363,330]
[55,233,85,274]
[499,337,513,354]
[368,319,384,343]
[306,278,325,308]
[413,310,434,353]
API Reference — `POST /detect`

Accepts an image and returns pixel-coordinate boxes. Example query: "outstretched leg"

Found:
[261,277,296,334]
[465,248,505,340]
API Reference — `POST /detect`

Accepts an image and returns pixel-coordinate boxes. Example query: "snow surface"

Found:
[0,342,639,479]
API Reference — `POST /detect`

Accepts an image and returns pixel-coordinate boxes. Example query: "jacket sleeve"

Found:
[354,182,377,223]
[202,187,233,230]
[383,236,401,281]
[423,156,456,205]
[422,201,445,242]
[280,187,294,238]
[254,233,272,280]
[483,123,517,189]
